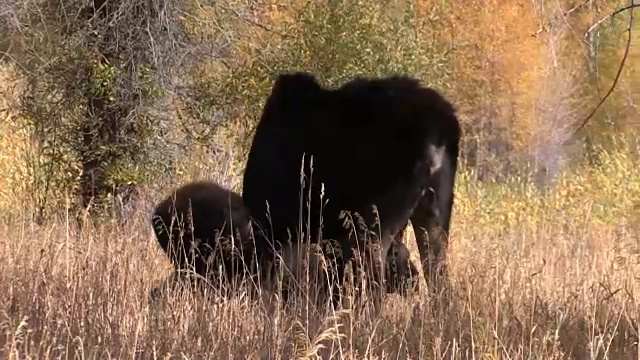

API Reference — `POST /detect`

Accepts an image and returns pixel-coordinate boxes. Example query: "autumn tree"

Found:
[0,0,251,221]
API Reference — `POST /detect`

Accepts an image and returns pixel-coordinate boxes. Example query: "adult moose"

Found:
[242,72,461,310]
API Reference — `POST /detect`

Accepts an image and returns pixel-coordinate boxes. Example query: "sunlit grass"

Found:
[0,133,638,359]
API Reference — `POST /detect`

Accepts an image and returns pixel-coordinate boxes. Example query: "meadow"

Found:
[1,0,639,358]
[0,132,638,358]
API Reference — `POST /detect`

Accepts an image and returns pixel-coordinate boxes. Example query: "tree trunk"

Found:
[79,0,134,215]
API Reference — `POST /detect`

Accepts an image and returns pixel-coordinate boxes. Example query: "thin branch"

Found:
[574,2,638,134]
[531,0,590,38]
[584,3,640,39]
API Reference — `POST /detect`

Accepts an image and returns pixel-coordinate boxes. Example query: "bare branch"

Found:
[574,2,638,135]
[584,3,640,39]
[531,0,591,38]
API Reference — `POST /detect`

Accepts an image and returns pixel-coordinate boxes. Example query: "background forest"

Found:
[0,0,638,358]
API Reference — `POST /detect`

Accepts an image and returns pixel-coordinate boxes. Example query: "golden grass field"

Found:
[0,131,638,358]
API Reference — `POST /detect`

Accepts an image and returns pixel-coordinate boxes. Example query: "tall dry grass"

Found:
[0,137,638,359]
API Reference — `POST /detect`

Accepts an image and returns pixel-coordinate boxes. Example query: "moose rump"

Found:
[150,181,253,299]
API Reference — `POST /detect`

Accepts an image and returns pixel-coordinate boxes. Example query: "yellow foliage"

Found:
[415,0,545,148]
[453,136,639,240]
[414,0,640,150]
[0,65,31,209]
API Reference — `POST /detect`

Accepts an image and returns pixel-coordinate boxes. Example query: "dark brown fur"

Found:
[151,181,253,296]
[242,72,460,309]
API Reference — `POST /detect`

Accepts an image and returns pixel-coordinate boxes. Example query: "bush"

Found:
[206,0,453,154]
